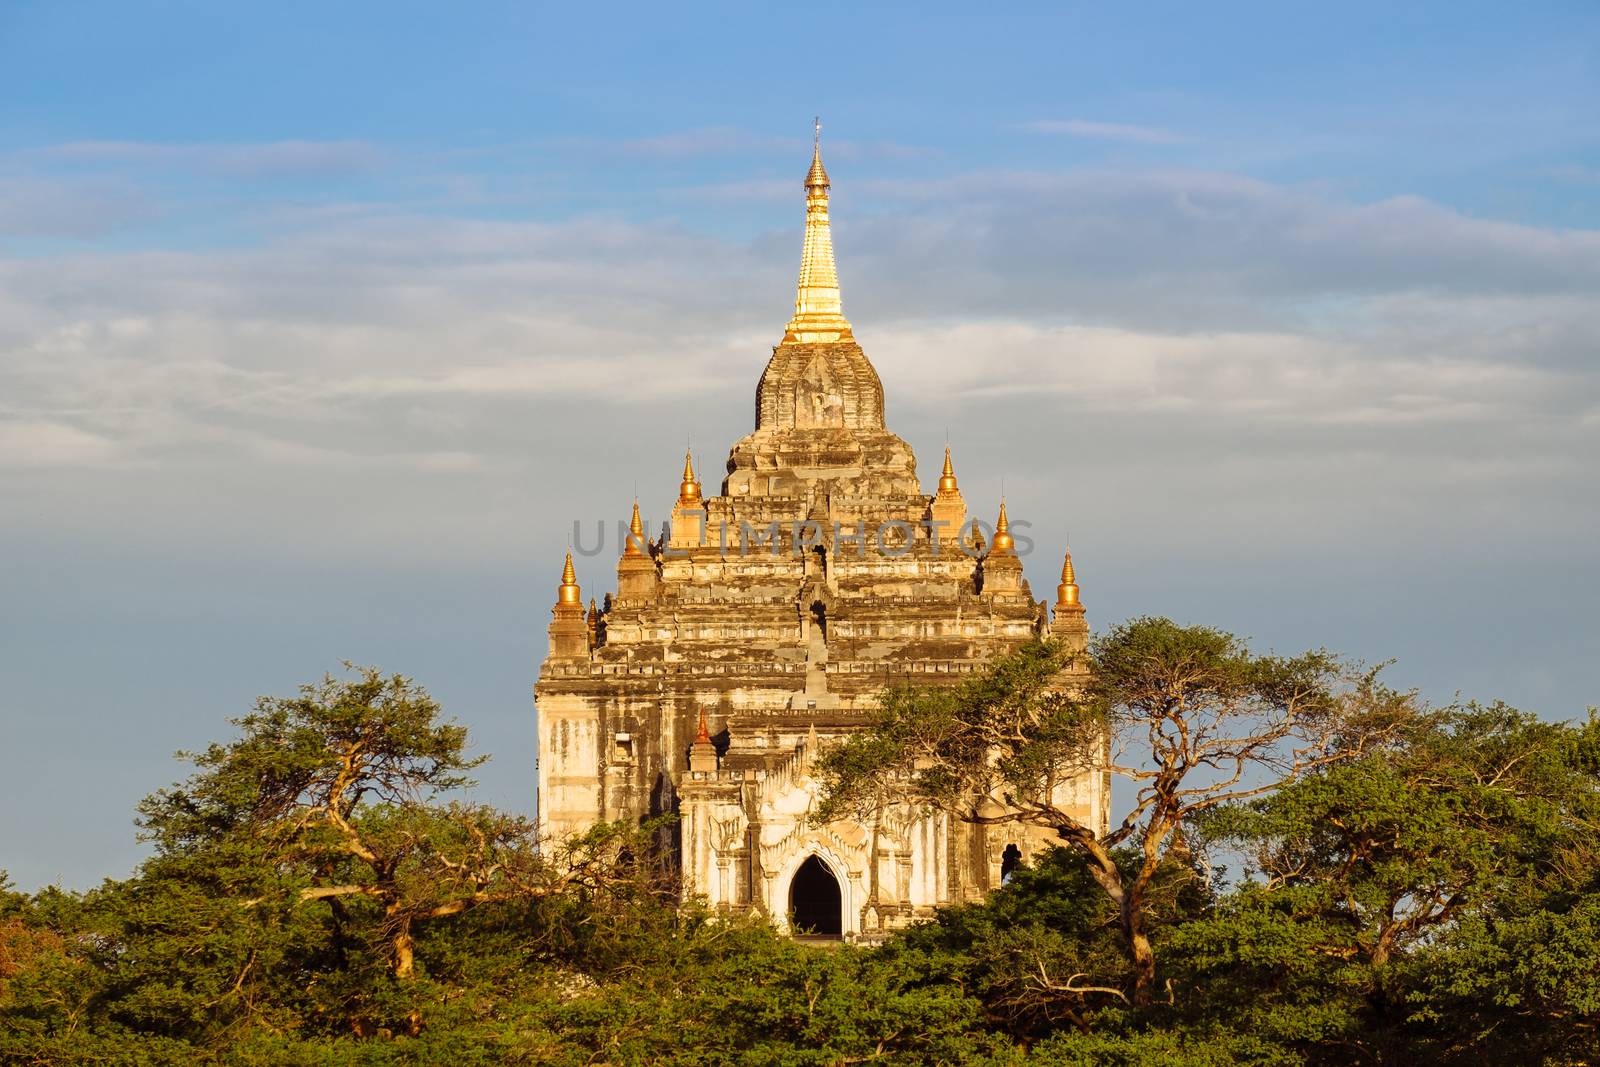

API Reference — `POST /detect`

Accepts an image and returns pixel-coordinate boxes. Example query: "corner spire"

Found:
[929,442,966,537]
[617,499,659,601]
[784,119,853,344]
[991,499,1015,554]
[1055,547,1082,610]
[557,551,581,605]
[546,549,589,659]
[689,707,718,772]
[939,445,958,493]
[1050,544,1089,650]
[678,449,702,506]
[623,500,647,559]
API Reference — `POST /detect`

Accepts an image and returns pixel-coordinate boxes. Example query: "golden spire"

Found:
[805,117,829,187]
[991,499,1015,554]
[557,550,581,605]
[695,708,712,744]
[678,449,702,506]
[938,445,959,494]
[930,442,966,539]
[783,118,853,344]
[624,500,647,559]
[1055,547,1081,609]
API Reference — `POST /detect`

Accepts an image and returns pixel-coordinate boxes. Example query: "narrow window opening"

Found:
[1000,843,1023,885]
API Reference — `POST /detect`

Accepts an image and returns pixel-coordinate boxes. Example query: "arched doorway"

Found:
[788,855,842,937]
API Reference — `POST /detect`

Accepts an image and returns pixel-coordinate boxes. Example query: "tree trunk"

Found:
[1125,816,1175,1005]
[1074,835,1156,1003]
[1122,892,1157,1005]
[390,914,415,980]
[387,906,424,1035]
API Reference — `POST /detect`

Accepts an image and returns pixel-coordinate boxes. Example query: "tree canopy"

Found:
[817,618,1416,1004]
[3,635,1597,1065]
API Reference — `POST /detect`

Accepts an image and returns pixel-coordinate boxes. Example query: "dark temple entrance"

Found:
[788,855,843,937]
[1000,842,1023,885]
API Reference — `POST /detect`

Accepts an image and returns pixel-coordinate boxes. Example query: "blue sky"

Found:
[5,1,1597,236]
[2,2,1597,890]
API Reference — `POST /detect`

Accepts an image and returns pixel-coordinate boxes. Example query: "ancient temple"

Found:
[535,132,1105,940]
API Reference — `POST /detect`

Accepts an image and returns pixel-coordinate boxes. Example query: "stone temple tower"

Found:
[534,131,1105,940]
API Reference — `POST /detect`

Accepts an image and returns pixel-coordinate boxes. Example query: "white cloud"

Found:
[0,166,1594,570]
[567,127,795,159]
[0,419,120,467]
[35,139,382,178]
[869,320,1581,426]
[0,176,154,238]
[842,170,1600,326]
[1542,163,1600,184]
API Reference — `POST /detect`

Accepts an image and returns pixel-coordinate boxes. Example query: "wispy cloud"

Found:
[0,419,121,468]
[551,127,814,161]
[0,176,154,238]
[0,166,1595,577]
[1541,163,1600,184]
[843,169,1600,327]
[666,178,793,203]
[36,139,383,178]
[1023,119,1189,144]
[585,127,796,159]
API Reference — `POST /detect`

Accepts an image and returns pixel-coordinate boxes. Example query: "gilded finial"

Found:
[929,439,967,534]
[991,499,1015,554]
[938,445,959,494]
[624,500,647,558]
[557,550,581,605]
[805,116,829,189]
[695,708,712,744]
[678,449,702,506]
[1055,546,1082,610]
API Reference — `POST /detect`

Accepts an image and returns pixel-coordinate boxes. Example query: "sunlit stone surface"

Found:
[535,134,1104,940]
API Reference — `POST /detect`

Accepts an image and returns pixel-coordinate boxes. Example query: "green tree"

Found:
[5,650,1594,1065]
[1174,704,1600,1063]
[1,667,649,1055]
[137,666,550,983]
[818,619,1413,1005]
